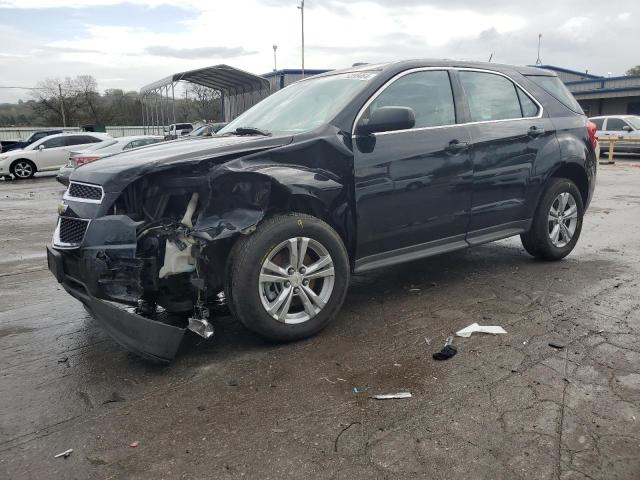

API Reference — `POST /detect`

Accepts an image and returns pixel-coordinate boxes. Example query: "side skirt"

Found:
[354,219,531,274]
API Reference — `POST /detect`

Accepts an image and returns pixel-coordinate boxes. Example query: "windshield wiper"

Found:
[227,126,271,137]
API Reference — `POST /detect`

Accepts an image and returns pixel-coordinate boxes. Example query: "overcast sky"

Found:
[0,0,637,103]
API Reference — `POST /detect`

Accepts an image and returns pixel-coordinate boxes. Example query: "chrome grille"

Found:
[65,182,103,203]
[58,217,89,245]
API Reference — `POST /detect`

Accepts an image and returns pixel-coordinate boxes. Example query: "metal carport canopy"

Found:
[140,64,270,95]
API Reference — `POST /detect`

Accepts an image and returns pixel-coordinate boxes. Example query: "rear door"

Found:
[353,69,474,268]
[458,69,554,243]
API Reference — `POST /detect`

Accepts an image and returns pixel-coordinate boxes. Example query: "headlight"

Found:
[0,155,9,161]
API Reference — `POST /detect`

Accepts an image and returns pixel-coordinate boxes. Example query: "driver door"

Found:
[353,69,473,271]
[36,136,68,170]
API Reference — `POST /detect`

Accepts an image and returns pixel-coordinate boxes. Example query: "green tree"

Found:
[626,65,640,76]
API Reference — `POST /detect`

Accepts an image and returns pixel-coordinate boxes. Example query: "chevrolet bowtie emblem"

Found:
[58,202,68,215]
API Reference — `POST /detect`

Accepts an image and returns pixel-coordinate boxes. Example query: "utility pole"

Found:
[58,83,66,127]
[273,44,278,72]
[298,0,305,77]
[535,33,542,66]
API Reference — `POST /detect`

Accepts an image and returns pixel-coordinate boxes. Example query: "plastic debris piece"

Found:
[548,342,565,349]
[373,392,412,400]
[433,336,458,361]
[129,441,140,448]
[54,449,73,459]
[456,323,507,338]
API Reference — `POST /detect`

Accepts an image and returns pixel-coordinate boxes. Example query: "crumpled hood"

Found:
[70,134,294,192]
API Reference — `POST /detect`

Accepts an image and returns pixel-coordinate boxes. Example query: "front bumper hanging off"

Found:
[47,245,186,362]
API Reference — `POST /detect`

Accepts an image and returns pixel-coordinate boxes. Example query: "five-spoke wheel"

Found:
[11,160,36,179]
[259,237,335,324]
[521,178,584,260]
[227,213,350,341]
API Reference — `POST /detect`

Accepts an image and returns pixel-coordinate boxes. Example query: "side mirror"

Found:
[38,144,45,151]
[355,106,416,136]
[622,125,633,132]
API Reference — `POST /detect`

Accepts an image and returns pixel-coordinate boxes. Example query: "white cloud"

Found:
[0,0,639,103]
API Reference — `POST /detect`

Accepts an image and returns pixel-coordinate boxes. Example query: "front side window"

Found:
[606,118,629,131]
[42,137,65,149]
[627,117,640,129]
[362,70,456,129]
[459,71,523,122]
[218,71,379,135]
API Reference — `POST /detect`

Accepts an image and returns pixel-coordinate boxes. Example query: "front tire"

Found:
[521,178,584,261]
[11,159,36,179]
[226,213,350,342]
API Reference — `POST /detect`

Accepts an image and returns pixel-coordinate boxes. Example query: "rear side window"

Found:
[364,70,456,129]
[526,75,583,114]
[517,88,540,118]
[590,118,604,130]
[66,135,100,146]
[459,71,523,122]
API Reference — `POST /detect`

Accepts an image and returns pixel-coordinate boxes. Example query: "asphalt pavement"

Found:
[1,162,639,479]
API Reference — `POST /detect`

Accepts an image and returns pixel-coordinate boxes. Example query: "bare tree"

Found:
[73,75,102,123]
[186,84,222,122]
[29,77,80,126]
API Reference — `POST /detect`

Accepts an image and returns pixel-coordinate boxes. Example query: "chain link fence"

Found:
[0,126,154,141]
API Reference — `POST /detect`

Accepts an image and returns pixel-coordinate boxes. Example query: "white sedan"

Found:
[0,132,110,179]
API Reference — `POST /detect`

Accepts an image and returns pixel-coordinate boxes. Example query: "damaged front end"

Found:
[48,130,353,362]
[49,163,280,362]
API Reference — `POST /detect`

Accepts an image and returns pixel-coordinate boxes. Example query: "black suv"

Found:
[47,60,597,361]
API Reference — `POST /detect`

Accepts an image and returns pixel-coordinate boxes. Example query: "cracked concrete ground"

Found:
[1,160,639,480]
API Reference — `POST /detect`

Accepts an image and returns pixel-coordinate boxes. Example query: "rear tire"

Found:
[226,213,350,342]
[10,159,36,179]
[521,178,584,261]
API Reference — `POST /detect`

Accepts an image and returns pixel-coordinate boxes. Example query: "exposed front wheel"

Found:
[10,159,36,179]
[521,178,584,261]
[226,213,350,342]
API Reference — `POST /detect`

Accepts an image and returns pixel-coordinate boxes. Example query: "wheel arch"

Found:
[549,162,589,207]
[193,167,356,265]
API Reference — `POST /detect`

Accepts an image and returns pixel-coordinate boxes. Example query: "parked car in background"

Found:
[589,115,640,154]
[188,123,227,137]
[164,123,193,140]
[0,129,63,153]
[48,60,597,361]
[0,132,110,179]
[56,135,164,185]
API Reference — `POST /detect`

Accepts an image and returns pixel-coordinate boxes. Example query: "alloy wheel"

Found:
[548,192,578,248]
[258,237,335,324]
[13,161,33,179]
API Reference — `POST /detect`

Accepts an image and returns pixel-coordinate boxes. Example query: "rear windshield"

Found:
[526,75,583,114]
[82,139,117,151]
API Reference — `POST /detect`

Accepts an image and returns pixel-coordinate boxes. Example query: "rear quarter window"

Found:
[526,75,583,114]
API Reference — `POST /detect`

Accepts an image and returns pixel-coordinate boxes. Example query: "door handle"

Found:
[445,139,470,153]
[528,126,545,138]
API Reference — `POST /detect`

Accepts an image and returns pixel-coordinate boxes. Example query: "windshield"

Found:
[218,71,379,135]
[627,117,640,129]
[190,126,207,136]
